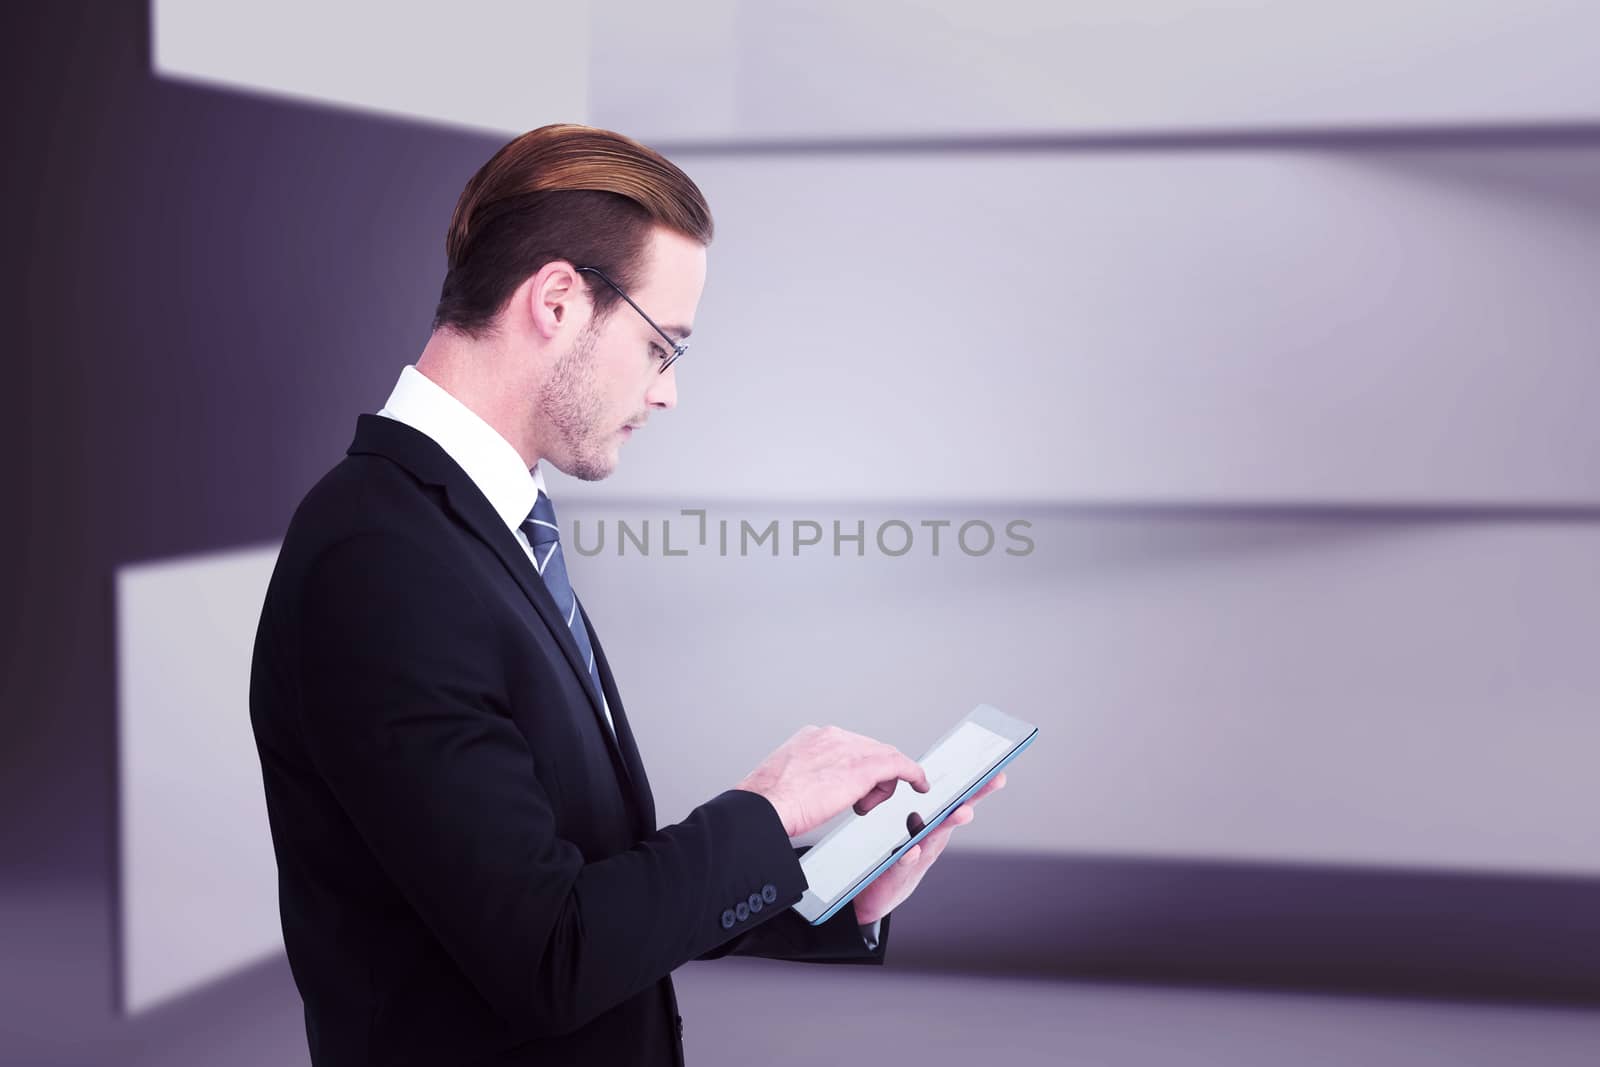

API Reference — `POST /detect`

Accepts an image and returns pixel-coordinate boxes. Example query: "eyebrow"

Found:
[660,324,693,342]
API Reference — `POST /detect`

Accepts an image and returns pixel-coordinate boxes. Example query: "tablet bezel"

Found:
[792,704,1037,926]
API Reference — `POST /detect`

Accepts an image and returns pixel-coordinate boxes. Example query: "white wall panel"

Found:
[152,0,589,134]
[156,1,1600,140]
[116,547,281,1013]
[569,508,1600,876]
[566,147,1600,506]
[664,0,1600,140]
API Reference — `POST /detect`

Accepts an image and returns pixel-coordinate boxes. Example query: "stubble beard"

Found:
[537,323,613,482]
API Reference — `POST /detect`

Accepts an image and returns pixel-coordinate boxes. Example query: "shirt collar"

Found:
[376,364,548,532]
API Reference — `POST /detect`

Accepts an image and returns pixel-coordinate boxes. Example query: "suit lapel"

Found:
[347,415,635,796]
[582,602,656,835]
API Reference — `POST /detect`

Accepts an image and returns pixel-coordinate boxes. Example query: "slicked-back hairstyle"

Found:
[432,123,714,339]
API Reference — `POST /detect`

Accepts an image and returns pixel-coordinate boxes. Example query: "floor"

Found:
[4,880,1597,1067]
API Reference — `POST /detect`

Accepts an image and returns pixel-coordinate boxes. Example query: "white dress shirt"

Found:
[375,364,880,949]
[376,364,615,737]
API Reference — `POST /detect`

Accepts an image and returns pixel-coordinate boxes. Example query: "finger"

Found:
[853,778,900,815]
[862,744,929,793]
[917,824,958,864]
[921,809,970,853]
[900,843,923,865]
[926,807,971,835]
[970,773,1007,803]
[910,760,930,792]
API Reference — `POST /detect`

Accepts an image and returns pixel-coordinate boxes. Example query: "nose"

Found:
[645,363,678,411]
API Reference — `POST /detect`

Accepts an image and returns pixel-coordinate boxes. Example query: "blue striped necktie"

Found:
[521,491,606,709]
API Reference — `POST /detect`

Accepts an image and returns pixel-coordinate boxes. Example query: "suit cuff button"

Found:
[721,908,736,929]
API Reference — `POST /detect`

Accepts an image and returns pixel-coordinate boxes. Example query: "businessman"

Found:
[249,123,1006,1066]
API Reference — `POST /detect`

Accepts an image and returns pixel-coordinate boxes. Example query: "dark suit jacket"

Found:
[249,415,888,1066]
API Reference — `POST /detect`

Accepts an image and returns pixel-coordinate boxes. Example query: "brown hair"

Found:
[432,123,714,338]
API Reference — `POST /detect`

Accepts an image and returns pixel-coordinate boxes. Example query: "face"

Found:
[536,227,705,481]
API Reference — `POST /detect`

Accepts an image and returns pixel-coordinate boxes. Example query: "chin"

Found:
[563,449,619,483]
[548,427,626,482]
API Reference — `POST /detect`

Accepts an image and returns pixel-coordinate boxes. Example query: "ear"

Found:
[526,260,588,341]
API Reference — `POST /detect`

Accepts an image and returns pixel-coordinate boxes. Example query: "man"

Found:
[249,123,1006,1066]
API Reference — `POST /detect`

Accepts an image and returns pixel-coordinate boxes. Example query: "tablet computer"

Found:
[791,704,1037,926]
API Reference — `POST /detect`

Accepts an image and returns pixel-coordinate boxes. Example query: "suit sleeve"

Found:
[292,532,810,1035]
[700,898,892,965]
[694,851,893,965]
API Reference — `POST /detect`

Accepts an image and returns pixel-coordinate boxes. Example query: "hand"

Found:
[852,772,1008,927]
[736,724,930,838]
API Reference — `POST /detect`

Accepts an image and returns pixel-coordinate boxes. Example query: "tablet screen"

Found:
[799,719,1016,906]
